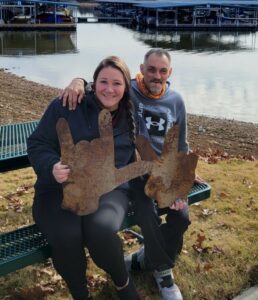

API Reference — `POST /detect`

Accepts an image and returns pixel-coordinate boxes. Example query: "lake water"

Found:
[0,23,257,124]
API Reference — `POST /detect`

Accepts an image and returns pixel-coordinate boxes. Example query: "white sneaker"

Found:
[124,246,145,272]
[153,268,183,300]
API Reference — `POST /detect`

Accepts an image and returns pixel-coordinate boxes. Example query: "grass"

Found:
[0,159,258,299]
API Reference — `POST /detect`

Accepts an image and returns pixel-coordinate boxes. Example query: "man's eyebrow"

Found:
[147,66,156,69]
[147,66,168,71]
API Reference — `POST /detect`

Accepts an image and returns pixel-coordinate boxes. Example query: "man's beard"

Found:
[149,82,163,95]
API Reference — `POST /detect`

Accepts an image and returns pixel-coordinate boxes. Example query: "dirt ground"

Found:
[1,68,257,158]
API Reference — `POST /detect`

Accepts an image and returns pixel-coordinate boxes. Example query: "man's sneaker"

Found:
[153,267,183,300]
[124,246,145,272]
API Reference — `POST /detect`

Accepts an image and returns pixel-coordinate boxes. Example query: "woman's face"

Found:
[95,66,126,112]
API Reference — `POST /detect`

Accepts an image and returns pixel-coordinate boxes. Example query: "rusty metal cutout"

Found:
[137,125,198,209]
[56,109,153,216]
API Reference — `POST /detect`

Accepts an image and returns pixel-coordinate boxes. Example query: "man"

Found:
[61,49,202,300]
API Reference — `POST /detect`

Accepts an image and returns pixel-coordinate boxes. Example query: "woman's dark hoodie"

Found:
[27,92,147,195]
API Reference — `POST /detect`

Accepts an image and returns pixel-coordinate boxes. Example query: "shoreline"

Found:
[1,68,257,158]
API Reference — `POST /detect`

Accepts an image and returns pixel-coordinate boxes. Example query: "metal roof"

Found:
[134,0,258,9]
[1,0,79,6]
[96,0,258,8]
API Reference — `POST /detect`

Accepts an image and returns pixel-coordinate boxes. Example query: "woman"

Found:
[27,56,147,300]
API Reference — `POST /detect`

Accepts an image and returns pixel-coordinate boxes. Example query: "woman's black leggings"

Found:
[33,188,130,299]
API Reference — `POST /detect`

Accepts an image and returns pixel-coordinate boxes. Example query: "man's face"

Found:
[140,53,172,95]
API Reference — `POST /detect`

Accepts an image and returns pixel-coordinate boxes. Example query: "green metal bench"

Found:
[0,120,211,277]
[0,120,39,172]
[0,182,211,277]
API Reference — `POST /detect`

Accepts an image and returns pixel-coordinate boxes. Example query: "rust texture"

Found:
[56,109,152,215]
[137,126,198,208]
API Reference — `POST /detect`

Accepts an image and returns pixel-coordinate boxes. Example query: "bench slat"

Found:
[0,121,39,172]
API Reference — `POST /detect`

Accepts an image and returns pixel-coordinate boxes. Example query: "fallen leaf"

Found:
[203,262,213,272]
[201,208,216,216]
[87,274,108,289]
[219,192,228,198]
[196,233,206,248]
[196,263,201,273]
[11,285,48,300]
[212,245,225,255]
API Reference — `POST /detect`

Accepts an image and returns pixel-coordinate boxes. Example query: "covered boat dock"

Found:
[96,0,258,29]
[0,0,79,30]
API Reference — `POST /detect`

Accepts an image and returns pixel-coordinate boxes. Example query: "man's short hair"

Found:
[144,48,171,64]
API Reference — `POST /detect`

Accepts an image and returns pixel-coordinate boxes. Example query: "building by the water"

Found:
[1,0,258,30]
[94,0,258,30]
[0,0,78,30]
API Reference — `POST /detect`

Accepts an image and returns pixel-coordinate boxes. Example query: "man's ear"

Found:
[169,67,173,77]
[140,64,144,75]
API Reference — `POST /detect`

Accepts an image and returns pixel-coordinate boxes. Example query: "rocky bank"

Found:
[0,68,257,159]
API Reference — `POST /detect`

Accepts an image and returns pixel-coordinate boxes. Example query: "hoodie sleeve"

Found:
[27,98,64,181]
[176,95,189,153]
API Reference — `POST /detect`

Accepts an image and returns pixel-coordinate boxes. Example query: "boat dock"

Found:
[0,0,78,31]
[94,0,258,30]
[0,23,76,31]
[78,16,131,24]
[1,0,258,30]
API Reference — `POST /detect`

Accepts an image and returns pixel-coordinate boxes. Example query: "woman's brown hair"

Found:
[93,56,136,143]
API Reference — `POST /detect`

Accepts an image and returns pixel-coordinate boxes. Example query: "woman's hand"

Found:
[60,78,85,110]
[52,161,70,183]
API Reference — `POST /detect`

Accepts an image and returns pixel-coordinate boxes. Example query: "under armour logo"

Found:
[145,117,165,131]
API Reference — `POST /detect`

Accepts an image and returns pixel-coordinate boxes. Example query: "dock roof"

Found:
[96,0,258,8]
[1,0,79,7]
[136,1,258,9]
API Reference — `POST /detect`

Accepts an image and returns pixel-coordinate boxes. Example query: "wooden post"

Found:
[175,7,178,27]
[156,9,159,27]
[54,4,57,24]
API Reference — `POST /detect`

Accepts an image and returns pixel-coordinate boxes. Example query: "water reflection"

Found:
[0,31,78,56]
[77,6,95,18]
[0,23,257,123]
[129,27,257,52]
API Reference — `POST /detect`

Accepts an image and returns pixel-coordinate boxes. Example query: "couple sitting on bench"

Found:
[27,50,204,300]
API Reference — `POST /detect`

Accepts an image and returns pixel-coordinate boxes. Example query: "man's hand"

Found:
[169,174,204,210]
[52,161,70,183]
[169,198,188,210]
[59,78,85,111]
